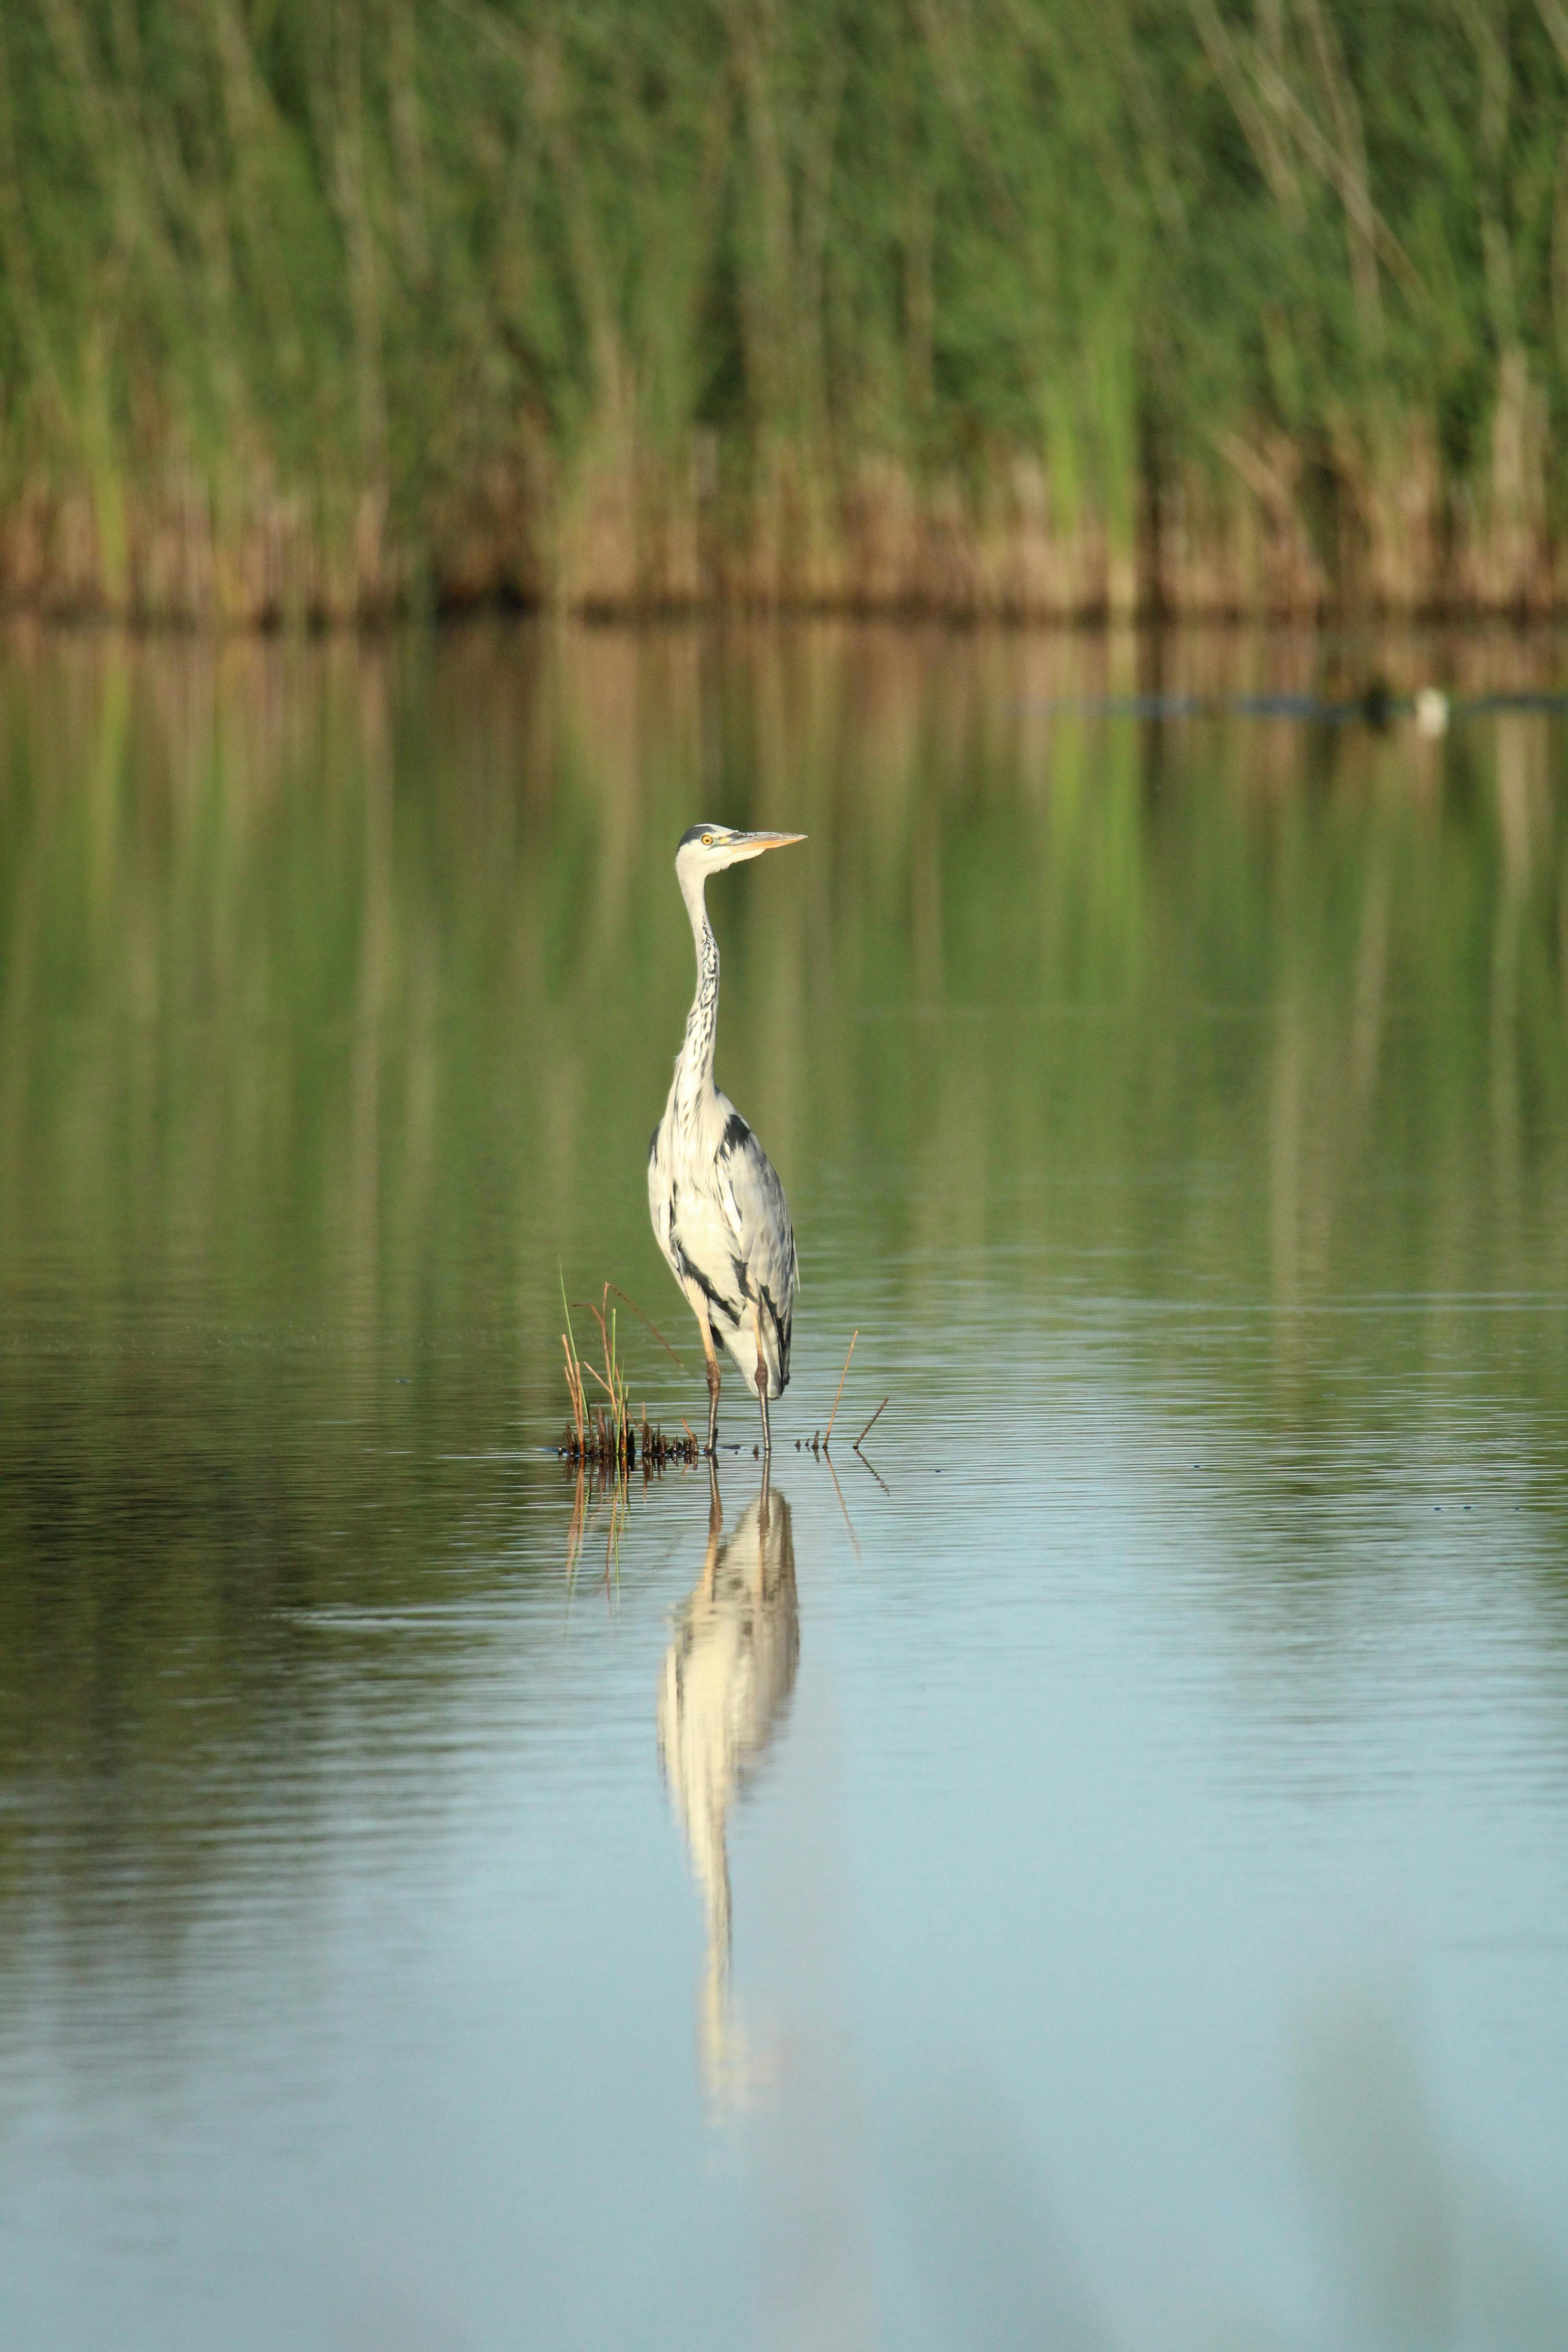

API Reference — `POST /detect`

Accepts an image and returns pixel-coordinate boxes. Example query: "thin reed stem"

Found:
[824,1330,857,1450]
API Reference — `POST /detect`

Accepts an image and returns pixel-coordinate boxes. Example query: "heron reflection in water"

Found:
[657,1468,799,2114]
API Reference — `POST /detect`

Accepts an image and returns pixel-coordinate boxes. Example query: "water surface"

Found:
[1,623,1566,2348]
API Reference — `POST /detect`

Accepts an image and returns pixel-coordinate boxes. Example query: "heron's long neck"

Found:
[675,867,720,1105]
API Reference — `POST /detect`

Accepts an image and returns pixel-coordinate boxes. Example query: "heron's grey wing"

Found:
[648,1116,675,1267]
[715,1115,797,1385]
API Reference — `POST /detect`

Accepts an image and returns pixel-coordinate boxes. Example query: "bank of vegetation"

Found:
[5,1,1568,621]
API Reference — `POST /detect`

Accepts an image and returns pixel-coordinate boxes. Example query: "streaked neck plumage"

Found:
[674,860,720,1109]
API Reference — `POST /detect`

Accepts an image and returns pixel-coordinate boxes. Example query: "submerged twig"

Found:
[823,1329,858,1448]
[563,1462,588,1591]
[824,1445,861,1555]
[853,1397,887,1451]
[853,1449,891,1496]
[603,1477,628,1594]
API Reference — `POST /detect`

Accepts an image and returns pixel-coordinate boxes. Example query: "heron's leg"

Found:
[753,1469,770,1592]
[692,1290,720,1453]
[753,1306,771,1462]
[701,1460,723,1598]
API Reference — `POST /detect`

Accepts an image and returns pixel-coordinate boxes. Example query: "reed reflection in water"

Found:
[0,620,1566,2348]
[658,1468,800,2116]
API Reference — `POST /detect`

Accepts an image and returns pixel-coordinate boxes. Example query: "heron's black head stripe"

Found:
[678,822,730,849]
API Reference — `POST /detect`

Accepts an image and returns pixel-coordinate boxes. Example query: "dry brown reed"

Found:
[557,1280,699,1474]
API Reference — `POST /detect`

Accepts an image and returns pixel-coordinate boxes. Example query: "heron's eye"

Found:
[701,833,714,846]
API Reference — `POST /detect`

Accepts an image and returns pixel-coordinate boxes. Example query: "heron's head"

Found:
[675,823,807,882]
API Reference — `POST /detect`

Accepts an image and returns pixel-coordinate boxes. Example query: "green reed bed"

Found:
[5,1,1568,619]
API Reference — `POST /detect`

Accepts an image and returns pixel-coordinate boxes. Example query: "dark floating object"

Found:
[1088,681,1568,728]
[1359,675,1396,730]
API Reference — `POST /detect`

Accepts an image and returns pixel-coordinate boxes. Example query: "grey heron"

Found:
[648,824,805,1457]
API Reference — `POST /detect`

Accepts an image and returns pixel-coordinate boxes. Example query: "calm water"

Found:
[1,623,1566,2349]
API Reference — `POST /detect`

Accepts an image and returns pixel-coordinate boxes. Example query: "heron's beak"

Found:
[732,830,807,860]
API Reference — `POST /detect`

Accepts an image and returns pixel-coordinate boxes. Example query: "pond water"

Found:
[1,622,1566,2350]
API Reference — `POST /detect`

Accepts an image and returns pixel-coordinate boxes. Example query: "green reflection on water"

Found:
[0,621,1566,1934]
